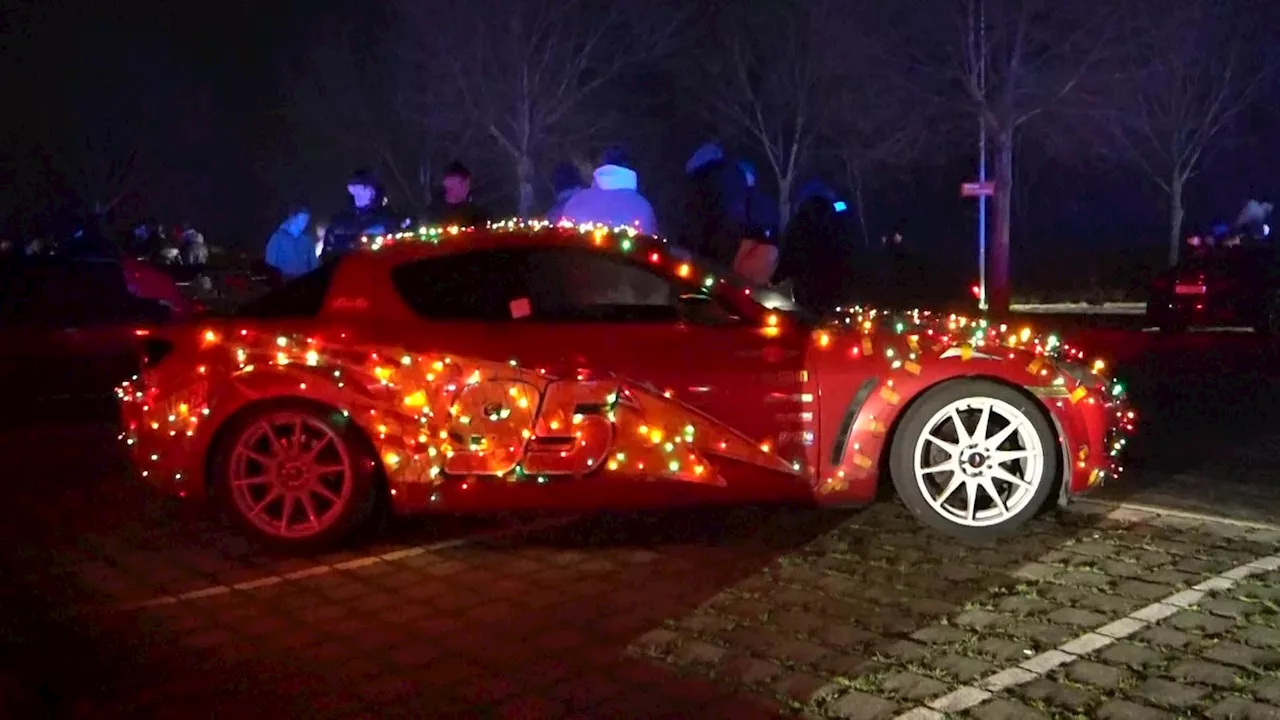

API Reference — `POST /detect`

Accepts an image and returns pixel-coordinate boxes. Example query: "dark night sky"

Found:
[3,0,1277,286]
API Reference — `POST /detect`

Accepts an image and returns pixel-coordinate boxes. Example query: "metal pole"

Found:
[977,0,988,312]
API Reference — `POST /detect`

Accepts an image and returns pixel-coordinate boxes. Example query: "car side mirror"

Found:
[676,293,738,326]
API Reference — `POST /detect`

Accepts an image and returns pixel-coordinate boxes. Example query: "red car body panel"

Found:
[122,256,194,318]
[118,225,1133,514]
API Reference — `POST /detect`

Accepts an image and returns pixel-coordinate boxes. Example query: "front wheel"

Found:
[211,401,379,552]
[889,379,1059,543]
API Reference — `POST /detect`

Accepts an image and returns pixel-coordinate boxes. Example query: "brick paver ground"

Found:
[7,411,1280,718]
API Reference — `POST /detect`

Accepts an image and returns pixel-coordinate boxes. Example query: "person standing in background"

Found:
[558,146,658,235]
[266,205,318,282]
[432,161,489,227]
[325,169,401,260]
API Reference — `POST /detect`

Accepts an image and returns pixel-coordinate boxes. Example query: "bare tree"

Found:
[696,0,847,226]
[396,0,683,217]
[1099,0,1275,266]
[897,0,1131,312]
[826,61,935,247]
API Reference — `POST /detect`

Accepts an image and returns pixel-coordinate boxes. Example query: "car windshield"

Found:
[664,244,820,327]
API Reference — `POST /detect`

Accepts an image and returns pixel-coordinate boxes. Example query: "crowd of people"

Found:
[265,142,889,313]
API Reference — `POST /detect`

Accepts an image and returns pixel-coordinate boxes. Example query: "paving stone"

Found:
[1056,570,1112,588]
[954,610,1007,630]
[996,596,1054,615]
[1167,611,1238,636]
[1062,660,1131,691]
[969,698,1048,720]
[1046,608,1110,628]
[826,689,899,720]
[878,640,929,663]
[1132,678,1209,710]
[1202,641,1280,670]
[975,638,1035,662]
[1015,678,1096,712]
[1098,641,1166,669]
[880,672,948,701]
[930,653,993,682]
[719,655,785,685]
[1239,625,1280,650]
[1077,593,1145,615]
[1206,696,1280,720]
[911,625,971,645]
[1114,580,1177,600]
[1202,597,1262,618]
[1136,625,1201,650]
[1249,676,1280,704]
[1167,660,1242,688]
[1003,621,1077,648]
[1011,563,1061,582]
[1096,699,1174,720]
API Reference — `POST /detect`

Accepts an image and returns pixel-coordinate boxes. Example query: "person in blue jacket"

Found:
[265,204,318,281]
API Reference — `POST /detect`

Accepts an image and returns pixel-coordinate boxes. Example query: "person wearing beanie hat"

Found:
[545,161,586,222]
[432,160,489,227]
[677,141,749,265]
[557,145,658,234]
[324,168,402,259]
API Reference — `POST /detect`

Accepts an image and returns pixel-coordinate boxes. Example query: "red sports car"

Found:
[118,222,1134,550]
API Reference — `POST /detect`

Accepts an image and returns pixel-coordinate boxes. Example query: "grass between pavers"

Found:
[628,505,1280,718]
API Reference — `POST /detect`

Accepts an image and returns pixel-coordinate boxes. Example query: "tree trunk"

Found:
[516,154,536,217]
[777,175,793,233]
[988,128,1015,315]
[1168,175,1185,268]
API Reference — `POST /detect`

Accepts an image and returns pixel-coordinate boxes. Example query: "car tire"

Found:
[210,400,380,552]
[889,379,1059,543]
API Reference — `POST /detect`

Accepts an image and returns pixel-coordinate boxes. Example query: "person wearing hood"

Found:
[266,205,319,282]
[545,162,586,223]
[776,181,857,314]
[558,146,658,235]
[325,169,402,260]
[678,142,748,266]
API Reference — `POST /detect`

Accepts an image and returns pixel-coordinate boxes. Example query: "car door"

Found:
[504,247,815,499]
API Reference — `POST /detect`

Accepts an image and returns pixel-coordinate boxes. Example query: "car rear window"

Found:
[391,251,528,321]
[234,260,341,318]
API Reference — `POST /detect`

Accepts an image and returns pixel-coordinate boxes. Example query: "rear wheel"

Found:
[211,402,378,552]
[889,380,1059,543]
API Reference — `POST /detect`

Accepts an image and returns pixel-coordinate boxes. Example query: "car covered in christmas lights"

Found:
[117,221,1135,550]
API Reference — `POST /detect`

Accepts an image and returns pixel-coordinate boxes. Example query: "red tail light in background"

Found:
[970,284,981,299]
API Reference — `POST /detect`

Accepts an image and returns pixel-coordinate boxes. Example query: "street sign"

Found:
[961,181,995,198]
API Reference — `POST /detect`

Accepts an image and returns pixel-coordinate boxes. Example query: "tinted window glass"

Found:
[392,251,528,321]
[235,261,341,318]
[524,248,680,322]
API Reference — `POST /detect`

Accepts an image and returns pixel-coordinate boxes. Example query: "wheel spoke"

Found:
[232,476,272,487]
[964,480,977,521]
[250,490,280,517]
[314,463,347,476]
[991,449,1032,465]
[920,460,956,475]
[991,465,1033,489]
[301,494,320,528]
[948,408,970,444]
[311,484,341,503]
[978,477,1008,515]
[240,449,275,466]
[924,433,959,456]
[280,495,294,532]
[973,403,992,444]
[257,422,285,455]
[306,435,333,460]
[291,417,304,450]
[986,420,1021,449]
[935,475,965,505]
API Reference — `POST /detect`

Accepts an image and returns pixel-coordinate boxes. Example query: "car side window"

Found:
[523,248,685,322]
[236,260,342,319]
[392,251,528,321]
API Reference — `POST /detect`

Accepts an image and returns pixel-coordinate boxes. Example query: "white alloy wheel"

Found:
[890,379,1059,541]
[912,397,1044,527]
